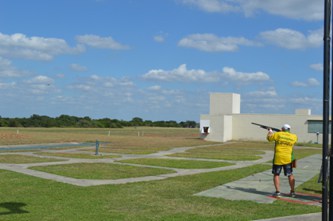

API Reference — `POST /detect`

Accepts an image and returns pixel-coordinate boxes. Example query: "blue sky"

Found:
[0,0,324,121]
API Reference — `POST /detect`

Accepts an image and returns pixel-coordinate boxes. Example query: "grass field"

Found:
[0,127,322,221]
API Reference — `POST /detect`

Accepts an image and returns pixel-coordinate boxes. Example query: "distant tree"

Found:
[0,114,198,128]
[130,117,144,126]
[8,118,22,127]
[179,121,197,128]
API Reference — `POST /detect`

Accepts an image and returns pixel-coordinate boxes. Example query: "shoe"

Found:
[273,191,281,198]
[290,191,296,198]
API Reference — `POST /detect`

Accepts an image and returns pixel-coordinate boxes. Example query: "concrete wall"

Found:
[210,93,240,115]
[232,113,322,143]
[200,92,323,144]
[203,115,233,142]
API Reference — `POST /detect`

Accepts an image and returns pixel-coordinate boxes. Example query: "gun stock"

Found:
[251,122,280,132]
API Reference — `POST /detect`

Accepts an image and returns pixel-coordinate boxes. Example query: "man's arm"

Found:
[267,128,275,141]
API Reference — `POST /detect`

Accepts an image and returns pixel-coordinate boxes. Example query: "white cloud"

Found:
[291,78,320,87]
[178,33,258,52]
[24,75,56,94]
[180,0,323,21]
[143,64,270,84]
[76,34,129,50]
[180,0,240,13]
[0,33,84,60]
[148,85,162,91]
[291,96,321,105]
[240,0,323,21]
[221,67,270,82]
[143,64,219,82]
[260,28,322,49]
[247,89,277,97]
[27,75,54,84]
[0,57,25,77]
[0,81,16,89]
[70,63,88,72]
[310,63,323,72]
[153,35,165,43]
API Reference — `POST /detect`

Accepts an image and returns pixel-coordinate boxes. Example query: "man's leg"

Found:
[273,174,280,192]
[285,163,295,197]
[288,174,295,192]
[272,165,282,197]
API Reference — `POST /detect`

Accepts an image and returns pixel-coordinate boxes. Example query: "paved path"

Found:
[195,154,322,204]
[0,143,323,221]
[0,143,273,186]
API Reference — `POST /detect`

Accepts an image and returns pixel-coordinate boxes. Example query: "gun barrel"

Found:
[251,122,280,132]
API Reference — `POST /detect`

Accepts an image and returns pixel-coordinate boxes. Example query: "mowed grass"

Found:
[118,158,234,169]
[0,127,323,220]
[30,163,175,179]
[35,152,120,159]
[0,154,65,164]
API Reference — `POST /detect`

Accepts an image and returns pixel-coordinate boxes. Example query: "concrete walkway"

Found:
[0,143,274,186]
[0,143,323,221]
[195,154,322,204]
[254,212,321,221]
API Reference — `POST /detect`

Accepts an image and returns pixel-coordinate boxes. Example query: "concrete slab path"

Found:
[0,143,274,186]
[0,143,324,221]
[195,154,321,204]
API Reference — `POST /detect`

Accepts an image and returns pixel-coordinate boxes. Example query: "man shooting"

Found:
[267,124,298,198]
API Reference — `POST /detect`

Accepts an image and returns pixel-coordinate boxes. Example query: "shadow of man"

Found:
[0,202,29,215]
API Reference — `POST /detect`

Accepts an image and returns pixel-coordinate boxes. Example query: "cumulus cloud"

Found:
[180,0,240,13]
[178,34,258,52]
[180,0,323,21]
[260,28,322,49]
[70,63,88,72]
[0,57,26,77]
[291,78,320,87]
[25,75,55,94]
[153,35,165,43]
[0,81,16,89]
[70,75,134,93]
[148,85,162,91]
[27,75,54,84]
[310,63,323,72]
[143,64,219,82]
[247,89,277,97]
[0,33,84,60]
[221,67,270,82]
[76,34,129,50]
[143,64,270,84]
[240,0,323,21]
[291,96,321,105]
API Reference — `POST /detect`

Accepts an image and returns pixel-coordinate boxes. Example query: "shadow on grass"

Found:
[226,186,322,204]
[0,202,29,215]
[302,188,322,195]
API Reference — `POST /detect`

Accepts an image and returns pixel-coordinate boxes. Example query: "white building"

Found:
[200,93,323,144]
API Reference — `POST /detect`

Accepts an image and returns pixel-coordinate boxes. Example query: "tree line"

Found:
[0,114,198,128]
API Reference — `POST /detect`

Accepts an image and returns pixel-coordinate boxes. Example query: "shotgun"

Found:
[251,122,280,132]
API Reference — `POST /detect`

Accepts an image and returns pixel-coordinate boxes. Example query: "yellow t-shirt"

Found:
[267,131,298,165]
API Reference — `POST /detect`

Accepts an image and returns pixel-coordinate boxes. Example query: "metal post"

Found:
[330,0,333,218]
[95,140,100,155]
[323,0,331,220]
[317,132,320,144]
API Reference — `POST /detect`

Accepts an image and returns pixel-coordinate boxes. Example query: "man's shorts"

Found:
[272,163,293,176]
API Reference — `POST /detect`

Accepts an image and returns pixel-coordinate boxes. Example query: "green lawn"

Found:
[118,158,234,169]
[0,164,321,221]
[0,127,323,220]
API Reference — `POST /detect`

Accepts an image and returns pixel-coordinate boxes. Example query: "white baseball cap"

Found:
[282,124,291,130]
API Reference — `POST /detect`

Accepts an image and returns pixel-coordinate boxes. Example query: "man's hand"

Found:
[267,128,274,136]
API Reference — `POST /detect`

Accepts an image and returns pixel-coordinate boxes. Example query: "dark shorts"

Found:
[272,163,293,176]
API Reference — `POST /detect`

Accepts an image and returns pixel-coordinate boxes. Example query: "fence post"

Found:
[95,140,100,155]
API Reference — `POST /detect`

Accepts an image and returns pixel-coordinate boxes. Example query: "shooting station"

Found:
[200,1,333,219]
[200,93,323,143]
